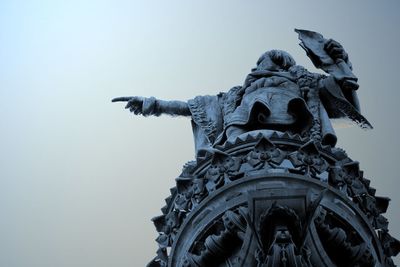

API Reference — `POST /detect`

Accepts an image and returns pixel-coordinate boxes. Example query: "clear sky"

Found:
[1,0,399,266]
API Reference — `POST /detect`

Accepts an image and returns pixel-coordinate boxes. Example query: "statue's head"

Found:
[253,50,296,72]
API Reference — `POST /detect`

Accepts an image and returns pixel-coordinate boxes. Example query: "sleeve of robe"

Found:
[319,76,372,130]
[188,95,224,158]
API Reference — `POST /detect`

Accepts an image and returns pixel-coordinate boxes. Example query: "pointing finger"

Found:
[112,97,134,102]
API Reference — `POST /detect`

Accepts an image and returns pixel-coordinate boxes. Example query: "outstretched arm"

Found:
[112,96,191,117]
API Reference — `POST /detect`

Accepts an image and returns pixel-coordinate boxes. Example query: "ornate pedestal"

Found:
[148,131,399,267]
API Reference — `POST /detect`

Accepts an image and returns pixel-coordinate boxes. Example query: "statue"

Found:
[112,30,399,267]
[113,29,371,158]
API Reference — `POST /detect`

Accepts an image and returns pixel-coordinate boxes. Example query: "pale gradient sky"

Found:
[0,0,399,266]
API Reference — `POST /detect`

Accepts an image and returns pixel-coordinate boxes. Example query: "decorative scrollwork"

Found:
[147,134,399,266]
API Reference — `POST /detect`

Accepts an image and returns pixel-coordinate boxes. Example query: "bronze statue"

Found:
[113,29,371,158]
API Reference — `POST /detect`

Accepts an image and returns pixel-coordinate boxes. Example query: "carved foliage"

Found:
[245,137,286,169]
[288,140,329,178]
[204,151,242,192]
